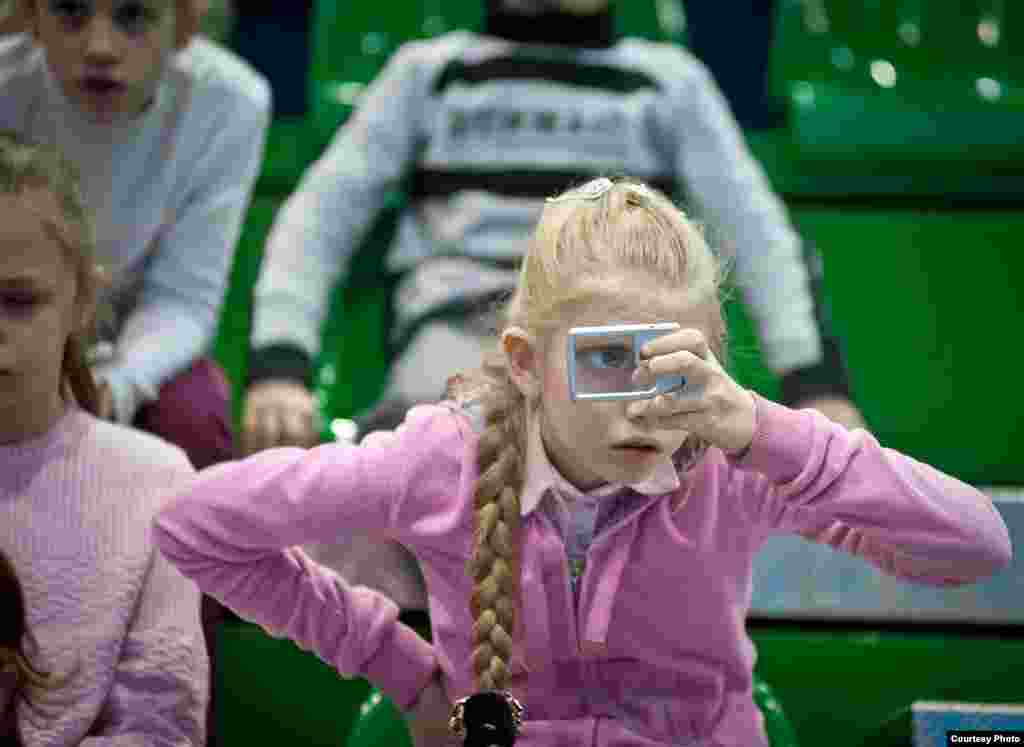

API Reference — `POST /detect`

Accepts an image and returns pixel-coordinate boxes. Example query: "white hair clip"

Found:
[546,177,615,204]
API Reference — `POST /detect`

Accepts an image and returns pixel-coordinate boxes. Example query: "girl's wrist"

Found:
[724,389,757,459]
[724,438,752,460]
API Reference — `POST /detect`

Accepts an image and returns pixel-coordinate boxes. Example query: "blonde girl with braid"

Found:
[155,178,1011,747]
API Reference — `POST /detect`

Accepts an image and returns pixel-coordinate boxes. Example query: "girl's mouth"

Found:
[612,440,661,458]
[82,77,124,95]
[613,438,660,452]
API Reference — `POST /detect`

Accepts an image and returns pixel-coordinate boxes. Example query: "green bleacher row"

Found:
[215,618,1024,747]
[207,2,1024,745]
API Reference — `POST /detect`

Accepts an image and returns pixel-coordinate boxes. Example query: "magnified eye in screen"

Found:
[574,333,636,395]
[567,323,685,401]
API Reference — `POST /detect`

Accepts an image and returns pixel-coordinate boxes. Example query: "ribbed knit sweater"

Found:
[0,407,208,746]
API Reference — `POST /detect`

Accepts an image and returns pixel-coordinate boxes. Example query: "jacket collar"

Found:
[519,413,680,516]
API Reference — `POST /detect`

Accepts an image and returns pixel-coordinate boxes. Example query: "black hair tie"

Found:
[449,690,525,747]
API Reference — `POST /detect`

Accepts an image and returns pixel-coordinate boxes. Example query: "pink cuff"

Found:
[725,393,817,484]
[361,620,439,711]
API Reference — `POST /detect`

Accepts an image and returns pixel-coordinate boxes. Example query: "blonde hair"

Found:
[453,178,728,691]
[0,130,105,417]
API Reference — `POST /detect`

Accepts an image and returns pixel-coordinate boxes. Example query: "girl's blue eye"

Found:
[581,346,632,369]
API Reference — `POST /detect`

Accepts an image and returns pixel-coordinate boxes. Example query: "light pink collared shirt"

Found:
[519,413,681,517]
[520,415,680,624]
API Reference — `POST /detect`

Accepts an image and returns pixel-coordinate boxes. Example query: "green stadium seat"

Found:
[761,0,1024,198]
[256,117,323,194]
[344,676,800,747]
[215,620,372,747]
[747,622,1024,747]
[779,205,1024,486]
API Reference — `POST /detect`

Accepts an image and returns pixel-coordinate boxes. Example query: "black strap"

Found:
[434,55,661,95]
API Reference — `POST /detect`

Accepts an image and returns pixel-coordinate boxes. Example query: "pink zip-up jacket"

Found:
[153,394,1012,747]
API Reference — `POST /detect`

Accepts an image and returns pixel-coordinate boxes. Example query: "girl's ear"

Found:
[502,327,541,401]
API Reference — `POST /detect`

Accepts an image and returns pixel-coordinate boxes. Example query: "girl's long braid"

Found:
[465,353,528,692]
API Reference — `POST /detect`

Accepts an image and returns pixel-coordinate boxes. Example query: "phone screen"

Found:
[572,332,641,396]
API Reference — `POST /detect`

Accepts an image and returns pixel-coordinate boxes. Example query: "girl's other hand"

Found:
[241,379,320,455]
[627,327,756,456]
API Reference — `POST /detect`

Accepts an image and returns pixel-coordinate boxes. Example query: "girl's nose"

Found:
[83,18,120,64]
[625,399,650,424]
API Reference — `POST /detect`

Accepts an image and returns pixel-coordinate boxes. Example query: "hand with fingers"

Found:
[241,379,321,455]
[627,327,757,456]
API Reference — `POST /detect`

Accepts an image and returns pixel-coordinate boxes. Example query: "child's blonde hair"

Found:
[453,178,728,691]
[0,130,105,416]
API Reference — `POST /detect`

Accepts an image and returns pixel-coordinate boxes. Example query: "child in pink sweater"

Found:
[155,178,1011,747]
[0,131,207,746]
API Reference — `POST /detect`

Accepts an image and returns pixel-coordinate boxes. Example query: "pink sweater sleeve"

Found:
[152,405,461,710]
[733,394,1013,585]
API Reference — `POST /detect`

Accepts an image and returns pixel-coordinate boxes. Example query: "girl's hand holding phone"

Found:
[628,328,756,456]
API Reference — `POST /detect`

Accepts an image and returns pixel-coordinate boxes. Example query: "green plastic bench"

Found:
[215,620,372,747]
[760,0,1024,198]
[747,622,1024,747]
[213,619,1023,747]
